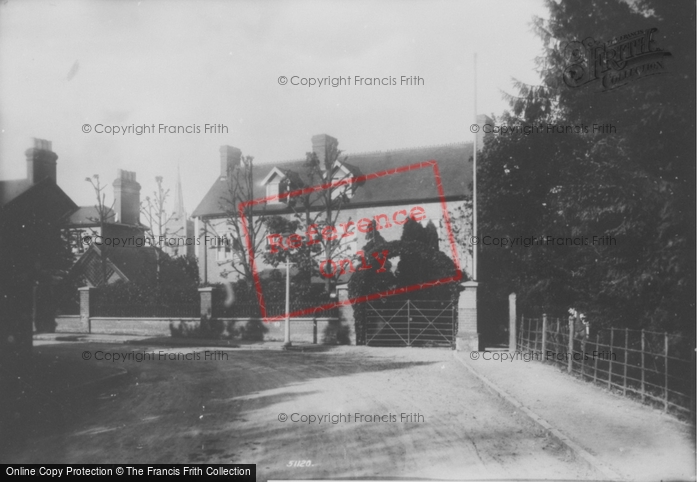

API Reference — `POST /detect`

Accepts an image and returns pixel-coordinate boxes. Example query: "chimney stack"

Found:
[112,170,141,225]
[26,138,58,184]
[220,145,242,178]
[311,134,338,170]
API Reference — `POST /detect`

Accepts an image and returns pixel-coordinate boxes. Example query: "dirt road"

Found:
[3,344,602,480]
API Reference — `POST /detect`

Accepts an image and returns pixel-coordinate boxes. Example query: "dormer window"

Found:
[330,161,355,201]
[261,167,288,204]
[266,182,282,202]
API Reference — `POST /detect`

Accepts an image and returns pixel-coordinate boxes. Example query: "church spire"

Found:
[174,163,185,219]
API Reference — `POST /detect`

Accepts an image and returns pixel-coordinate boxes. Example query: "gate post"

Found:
[567,315,574,374]
[198,287,213,319]
[79,286,93,333]
[335,284,356,345]
[509,293,517,353]
[456,281,479,352]
[541,313,548,355]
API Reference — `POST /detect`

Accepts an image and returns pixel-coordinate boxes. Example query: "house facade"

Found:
[192,130,489,287]
[0,139,78,358]
[66,170,163,287]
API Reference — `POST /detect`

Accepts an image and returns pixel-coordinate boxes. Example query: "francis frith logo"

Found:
[563,28,672,92]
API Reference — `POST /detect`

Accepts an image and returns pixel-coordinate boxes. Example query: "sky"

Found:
[0,0,549,213]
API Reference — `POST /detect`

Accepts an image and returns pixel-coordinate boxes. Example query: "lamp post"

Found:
[284,251,292,348]
[472,52,478,282]
[282,229,293,349]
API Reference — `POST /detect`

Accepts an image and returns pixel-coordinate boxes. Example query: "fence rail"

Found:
[517,315,695,418]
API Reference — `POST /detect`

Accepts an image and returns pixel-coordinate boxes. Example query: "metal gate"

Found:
[364,300,456,348]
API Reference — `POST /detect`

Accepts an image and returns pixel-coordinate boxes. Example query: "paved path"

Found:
[454,350,696,481]
[4,343,598,480]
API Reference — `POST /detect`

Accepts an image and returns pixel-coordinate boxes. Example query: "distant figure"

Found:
[568,308,589,339]
[224,282,236,308]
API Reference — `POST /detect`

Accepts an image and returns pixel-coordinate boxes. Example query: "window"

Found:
[212,230,235,262]
[266,182,281,203]
[329,164,354,201]
[216,238,234,261]
[262,167,288,204]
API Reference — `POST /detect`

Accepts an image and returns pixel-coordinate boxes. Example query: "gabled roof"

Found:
[192,142,472,218]
[338,160,363,178]
[0,179,31,207]
[0,177,78,223]
[260,167,287,185]
[74,244,165,286]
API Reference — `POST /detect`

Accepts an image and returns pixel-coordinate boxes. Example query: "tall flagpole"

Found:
[473,52,478,282]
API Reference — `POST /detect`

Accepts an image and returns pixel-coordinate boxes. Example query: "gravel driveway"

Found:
[4,343,601,480]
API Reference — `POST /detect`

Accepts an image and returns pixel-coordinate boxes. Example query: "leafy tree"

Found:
[394,219,461,301]
[262,215,323,285]
[348,221,397,300]
[0,204,74,339]
[478,0,695,335]
[348,221,396,344]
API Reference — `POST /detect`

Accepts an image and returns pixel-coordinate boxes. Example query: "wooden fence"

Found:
[517,315,695,418]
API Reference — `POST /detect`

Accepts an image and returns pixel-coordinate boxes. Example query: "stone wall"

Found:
[55,314,345,343]
[56,284,354,344]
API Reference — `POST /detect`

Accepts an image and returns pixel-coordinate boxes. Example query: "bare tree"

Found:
[85,175,115,286]
[217,155,268,285]
[217,146,357,296]
[141,176,182,241]
[140,176,182,283]
[288,139,356,293]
